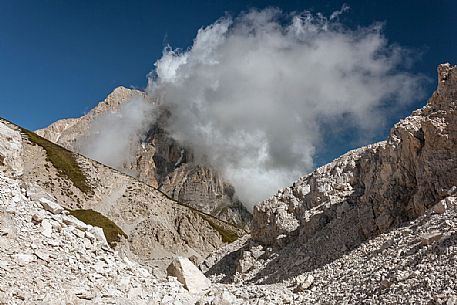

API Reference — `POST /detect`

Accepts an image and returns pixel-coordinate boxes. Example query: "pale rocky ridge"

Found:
[0,117,294,304]
[201,64,457,303]
[1,64,456,304]
[1,118,244,274]
[36,87,251,228]
[0,120,197,304]
[251,63,457,247]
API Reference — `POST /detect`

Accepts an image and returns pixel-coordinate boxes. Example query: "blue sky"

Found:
[1,0,456,165]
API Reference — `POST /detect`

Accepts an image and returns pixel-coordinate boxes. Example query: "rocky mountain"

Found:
[202,64,457,303]
[251,63,457,248]
[0,116,270,304]
[1,64,456,304]
[36,87,251,228]
[0,118,244,274]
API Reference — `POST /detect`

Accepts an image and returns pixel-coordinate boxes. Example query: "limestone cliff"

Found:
[199,64,457,304]
[36,87,251,228]
[252,63,457,247]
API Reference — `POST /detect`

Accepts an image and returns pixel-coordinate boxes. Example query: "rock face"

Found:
[0,121,23,176]
[201,64,457,304]
[1,119,244,272]
[160,163,251,226]
[36,87,251,228]
[3,63,457,305]
[36,87,145,147]
[252,63,457,247]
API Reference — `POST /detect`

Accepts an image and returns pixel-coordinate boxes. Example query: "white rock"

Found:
[75,289,96,300]
[445,196,456,209]
[123,256,136,269]
[448,296,457,305]
[90,227,108,245]
[5,202,17,214]
[34,249,50,262]
[74,228,85,239]
[31,212,45,223]
[39,198,64,214]
[50,220,62,232]
[0,260,9,270]
[128,287,144,299]
[137,267,150,277]
[47,239,60,247]
[236,251,254,273]
[14,253,35,266]
[41,219,53,238]
[0,122,23,175]
[119,276,131,292]
[420,232,443,246]
[294,274,314,292]
[85,231,96,242]
[62,215,89,231]
[94,261,106,274]
[212,289,237,305]
[167,256,211,293]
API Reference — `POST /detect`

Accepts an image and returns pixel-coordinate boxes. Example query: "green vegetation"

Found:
[0,118,244,246]
[69,209,127,247]
[20,128,93,194]
[200,214,240,243]
[156,186,244,243]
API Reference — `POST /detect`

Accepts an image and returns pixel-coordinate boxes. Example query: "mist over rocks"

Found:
[200,64,457,304]
[39,7,427,211]
[36,85,252,228]
[78,96,157,172]
[146,7,426,207]
[1,63,456,305]
[3,1,457,303]
[251,63,457,247]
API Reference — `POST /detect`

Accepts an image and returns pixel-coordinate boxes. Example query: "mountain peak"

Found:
[437,63,457,100]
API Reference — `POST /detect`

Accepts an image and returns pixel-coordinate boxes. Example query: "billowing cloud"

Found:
[146,7,425,208]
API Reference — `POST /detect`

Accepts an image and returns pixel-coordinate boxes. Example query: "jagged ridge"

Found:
[36,87,252,228]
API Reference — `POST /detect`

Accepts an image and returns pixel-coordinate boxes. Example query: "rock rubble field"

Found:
[0,143,196,304]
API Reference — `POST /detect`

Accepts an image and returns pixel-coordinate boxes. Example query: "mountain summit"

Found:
[36,87,251,228]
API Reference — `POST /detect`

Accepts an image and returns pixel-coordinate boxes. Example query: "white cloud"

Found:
[146,7,425,209]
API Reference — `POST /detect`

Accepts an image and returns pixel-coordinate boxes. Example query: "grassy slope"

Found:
[70,209,127,247]
[20,128,93,194]
[1,118,244,244]
[199,214,240,243]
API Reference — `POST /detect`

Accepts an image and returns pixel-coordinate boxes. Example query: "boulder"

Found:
[39,198,64,214]
[90,227,108,245]
[0,123,23,176]
[14,253,35,266]
[420,232,443,246]
[62,215,89,231]
[211,289,237,305]
[41,219,53,238]
[293,274,314,292]
[167,256,211,293]
[236,251,255,274]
